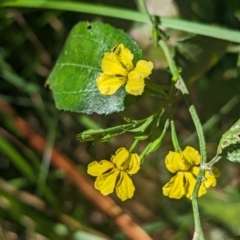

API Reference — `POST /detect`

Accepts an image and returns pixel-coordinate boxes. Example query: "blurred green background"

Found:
[0,0,240,239]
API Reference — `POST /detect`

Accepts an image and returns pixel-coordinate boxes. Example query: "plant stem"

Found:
[170,120,181,152]
[159,39,206,240]
[129,139,139,153]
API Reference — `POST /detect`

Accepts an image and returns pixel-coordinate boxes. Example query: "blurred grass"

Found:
[0,136,36,183]
[0,0,240,239]
[2,0,240,43]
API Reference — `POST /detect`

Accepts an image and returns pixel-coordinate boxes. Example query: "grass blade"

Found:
[0,136,36,182]
[2,0,240,43]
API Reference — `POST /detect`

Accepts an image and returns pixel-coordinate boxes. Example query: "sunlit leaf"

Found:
[47,22,142,115]
[217,119,240,162]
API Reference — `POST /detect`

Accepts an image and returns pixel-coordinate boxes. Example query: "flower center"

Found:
[117,160,130,171]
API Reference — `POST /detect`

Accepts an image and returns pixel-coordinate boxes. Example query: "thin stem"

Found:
[207,155,222,167]
[158,39,206,240]
[189,106,207,163]
[170,120,181,152]
[159,40,207,163]
[129,139,139,153]
[139,142,152,162]
[140,2,207,238]
[191,168,205,240]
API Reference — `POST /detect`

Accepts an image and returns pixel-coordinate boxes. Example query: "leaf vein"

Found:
[59,63,101,71]
[54,90,98,94]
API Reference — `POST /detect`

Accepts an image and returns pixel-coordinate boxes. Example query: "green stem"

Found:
[139,2,207,237]
[159,40,207,163]
[170,120,181,152]
[189,106,207,163]
[140,118,169,161]
[139,142,152,162]
[191,168,205,240]
[159,39,206,240]
[129,139,139,153]
[207,155,222,167]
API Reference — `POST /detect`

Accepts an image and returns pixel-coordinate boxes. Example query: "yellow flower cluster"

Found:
[162,146,220,199]
[87,146,220,201]
[96,44,153,96]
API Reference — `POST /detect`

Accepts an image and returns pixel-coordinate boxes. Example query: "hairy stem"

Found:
[159,39,206,240]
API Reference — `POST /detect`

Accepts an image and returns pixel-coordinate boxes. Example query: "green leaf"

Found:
[217,119,240,162]
[225,144,240,163]
[146,119,169,154]
[48,22,143,114]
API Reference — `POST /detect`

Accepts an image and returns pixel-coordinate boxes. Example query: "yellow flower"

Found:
[87,147,140,201]
[162,146,220,199]
[96,43,153,96]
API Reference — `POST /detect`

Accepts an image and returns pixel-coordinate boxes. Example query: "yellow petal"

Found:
[204,167,220,188]
[101,52,128,76]
[184,172,206,199]
[125,70,145,96]
[115,171,135,201]
[165,151,191,173]
[192,166,220,189]
[113,44,134,71]
[162,172,186,199]
[134,60,153,78]
[127,153,140,175]
[182,146,200,166]
[95,169,119,195]
[87,160,114,176]
[212,166,221,177]
[191,166,200,177]
[111,147,129,169]
[96,73,127,95]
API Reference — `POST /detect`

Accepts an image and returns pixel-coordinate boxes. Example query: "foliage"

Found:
[1,0,240,240]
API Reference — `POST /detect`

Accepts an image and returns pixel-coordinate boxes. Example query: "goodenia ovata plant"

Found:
[47,19,239,240]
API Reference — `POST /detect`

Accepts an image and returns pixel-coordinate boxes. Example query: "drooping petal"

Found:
[87,160,114,176]
[111,148,130,170]
[212,166,221,178]
[182,146,200,166]
[204,167,220,188]
[113,44,134,71]
[184,172,206,199]
[165,151,191,173]
[125,70,145,96]
[162,172,186,199]
[95,169,120,195]
[116,171,135,201]
[101,52,128,76]
[127,153,140,175]
[192,166,219,188]
[134,60,153,78]
[96,73,127,95]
